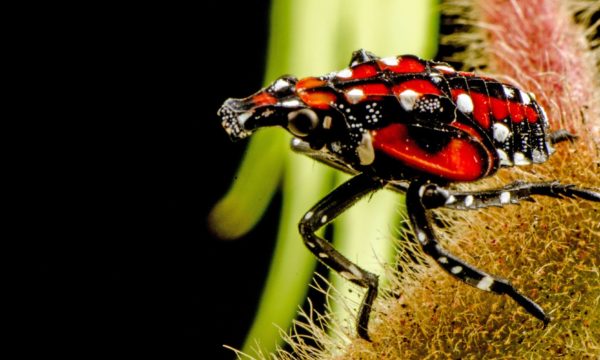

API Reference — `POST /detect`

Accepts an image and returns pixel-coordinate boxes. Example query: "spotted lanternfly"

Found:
[218,49,600,340]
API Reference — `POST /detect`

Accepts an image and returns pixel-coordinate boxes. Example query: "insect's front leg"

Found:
[299,173,385,341]
[406,181,551,325]
[419,181,600,211]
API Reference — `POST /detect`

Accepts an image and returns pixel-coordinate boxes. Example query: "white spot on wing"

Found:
[451,266,463,274]
[430,74,443,84]
[417,231,426,243]
[513,151,531,166]
[492,122,511,143]
[497,149,513,166]
[337,68,353,78]
[520,90,531,105]
[438,256,448,264]
[304,211,313,220]
[381,56,399,66]
[500,191,510,204]
[456,93,474,114]
[345,88,365,104]
[503,85,515,99]
[532,149,547,163]
[434,65,455,73]
[399,90,419,111]
[321,215,328,223]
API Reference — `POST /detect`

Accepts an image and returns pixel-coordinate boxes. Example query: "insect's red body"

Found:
[218,50,599,340]
[293,54,550,182]
[222,51,552,185]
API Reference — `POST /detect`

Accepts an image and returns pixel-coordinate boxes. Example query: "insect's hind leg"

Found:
[406,181,551,325]
[419,181,600,211]
[299,173,385,340]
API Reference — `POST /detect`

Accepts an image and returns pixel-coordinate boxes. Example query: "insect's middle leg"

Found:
[299,173,385,341]
[406,181,550,324]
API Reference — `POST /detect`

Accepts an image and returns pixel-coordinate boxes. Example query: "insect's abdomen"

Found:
[446,72,551,167]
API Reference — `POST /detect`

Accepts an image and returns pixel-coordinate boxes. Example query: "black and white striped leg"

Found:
[406,181,550,325]
[299,173,385,340]
[420,181,600,211]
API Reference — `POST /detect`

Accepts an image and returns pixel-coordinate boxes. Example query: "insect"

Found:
[217,49,600,340]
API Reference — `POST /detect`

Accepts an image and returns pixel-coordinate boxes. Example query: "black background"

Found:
[30,2,277,358]
[28,2,449,358]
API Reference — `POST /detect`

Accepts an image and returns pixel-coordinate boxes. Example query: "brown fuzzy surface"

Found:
[338,141,599,359]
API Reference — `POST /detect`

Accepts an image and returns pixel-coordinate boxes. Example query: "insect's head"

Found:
[218,75,346,150]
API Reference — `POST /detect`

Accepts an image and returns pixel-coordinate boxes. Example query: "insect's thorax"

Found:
[297,55,552,182]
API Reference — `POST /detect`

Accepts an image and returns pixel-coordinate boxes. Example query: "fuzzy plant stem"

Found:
[474,0,600,143]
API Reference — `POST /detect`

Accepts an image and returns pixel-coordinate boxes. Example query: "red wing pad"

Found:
[371,123,491,181]
[393,79,442,96]
[377,55,427,73]
[350,63,379,79]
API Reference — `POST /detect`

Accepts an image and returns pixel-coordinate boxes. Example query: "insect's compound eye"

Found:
[287,108,319,137]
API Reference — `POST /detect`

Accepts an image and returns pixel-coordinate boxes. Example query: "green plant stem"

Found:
[242,155,334,355]
[214,0,440,356]
[209,128,286,240]
[329,0,439,336]
[242,0,342,355]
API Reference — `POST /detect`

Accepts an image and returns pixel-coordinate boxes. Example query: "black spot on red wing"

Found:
[407,126,453,154]
[448,74,469,92]
[463,78,488,94]
[484,81,506,99]
[412,95,456,124]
